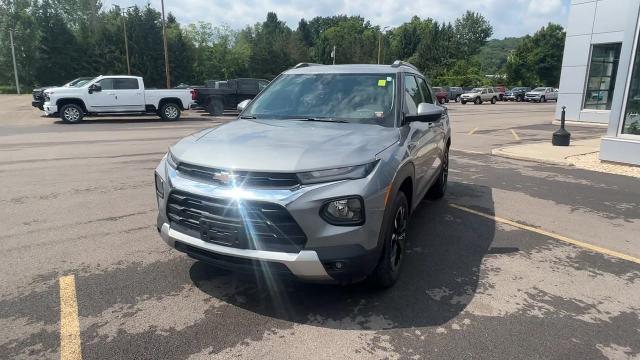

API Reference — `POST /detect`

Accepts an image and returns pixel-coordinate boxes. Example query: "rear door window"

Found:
[115,78,139,90]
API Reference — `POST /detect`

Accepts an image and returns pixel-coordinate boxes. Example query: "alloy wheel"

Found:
[165,105,178,119]
[64,107,80,122]
[389,205,407,274]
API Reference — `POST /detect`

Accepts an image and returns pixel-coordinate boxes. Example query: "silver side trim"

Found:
[160,223,332,281]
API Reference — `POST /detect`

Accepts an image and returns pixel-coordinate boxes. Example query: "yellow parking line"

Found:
[510,129,520,141]
[59,275,82,360]
[468,127,478,135]
[449,204,640,265]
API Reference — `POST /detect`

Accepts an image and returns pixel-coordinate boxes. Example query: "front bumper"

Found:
[43,102,58,115]
[155,157,389,283]
[32,100,44,110]
[159,222,332,281]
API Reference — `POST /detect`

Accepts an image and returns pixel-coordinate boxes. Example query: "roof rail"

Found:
[293,63,323,69]
[391,60,419,71]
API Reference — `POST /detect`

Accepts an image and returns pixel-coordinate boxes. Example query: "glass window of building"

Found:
[621,38,640,135]
[584,43,622,110]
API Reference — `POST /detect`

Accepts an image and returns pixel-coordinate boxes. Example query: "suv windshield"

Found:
[532,87,546,92]
[244,73,397,127]
[471,88,484,92]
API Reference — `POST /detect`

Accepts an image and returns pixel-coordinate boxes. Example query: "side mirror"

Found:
[407,103,443,123]
[237,99,250,112]
[88,84,101,94]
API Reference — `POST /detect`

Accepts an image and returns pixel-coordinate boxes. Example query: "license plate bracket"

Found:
[199,219,243,248]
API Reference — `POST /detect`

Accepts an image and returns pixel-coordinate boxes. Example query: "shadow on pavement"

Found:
[189,181,496,330]
[52,117,215,125]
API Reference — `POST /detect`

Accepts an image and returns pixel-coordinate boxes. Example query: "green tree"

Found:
[454,11,493,60]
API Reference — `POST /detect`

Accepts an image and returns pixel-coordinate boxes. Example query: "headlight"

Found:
[155,172,165,198]
[297,161,378,185]
[320,196,364,226]
[166,150,179,169]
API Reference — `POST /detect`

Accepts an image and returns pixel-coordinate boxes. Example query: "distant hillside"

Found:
[475,37,524,75]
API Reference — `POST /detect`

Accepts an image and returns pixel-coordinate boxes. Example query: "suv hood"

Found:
[44,86,83,95]
[526,91,544,95]
[462,92,480,97]
[170,119,399,172]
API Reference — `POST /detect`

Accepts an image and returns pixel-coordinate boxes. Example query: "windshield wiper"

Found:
[292,117,348,123]
[239,115,256,119]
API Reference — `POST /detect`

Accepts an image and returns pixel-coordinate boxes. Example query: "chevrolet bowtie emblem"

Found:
[212,171,237,184]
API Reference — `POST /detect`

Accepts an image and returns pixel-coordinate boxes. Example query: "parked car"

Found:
[193,78,269,115]
[432,87,449,104]
[505,87,531,102]
[460,87,499,104]
[525,87,558,102]
[42,75,196,123]
[154,61,451,287]
[32,77,94,110]
[444,86,464,102]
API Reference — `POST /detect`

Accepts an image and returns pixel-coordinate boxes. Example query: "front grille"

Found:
[167,190,307,252]
[177,162,299,189]
[33,91,44,101]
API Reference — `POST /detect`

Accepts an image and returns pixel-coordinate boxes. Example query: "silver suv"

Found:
[154,61,451,287]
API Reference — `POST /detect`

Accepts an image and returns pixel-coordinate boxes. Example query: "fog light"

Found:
[155,172,165,198]
[320,196,364,226]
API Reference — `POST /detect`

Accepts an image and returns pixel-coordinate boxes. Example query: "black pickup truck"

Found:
[194,78,269,115]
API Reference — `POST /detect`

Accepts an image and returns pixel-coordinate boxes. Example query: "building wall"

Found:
[556,0,633,123]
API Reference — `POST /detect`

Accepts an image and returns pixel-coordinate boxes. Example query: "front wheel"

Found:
[206,98,224,116]
[474,97,482,105]
[516,96,522,102]
[369,191,409,288]
[438,97,445,105]
[60,104,84,123]
[461,100,467,104]
[160,103,181,121]
[541,96,547,103]
[491,97,497,104]
[455,95,461,102]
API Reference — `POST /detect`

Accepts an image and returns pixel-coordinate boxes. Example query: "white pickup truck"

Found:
[42,75,196,123]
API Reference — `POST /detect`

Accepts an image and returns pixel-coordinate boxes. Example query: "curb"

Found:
[551,119,608,128]
[491,148,573,166]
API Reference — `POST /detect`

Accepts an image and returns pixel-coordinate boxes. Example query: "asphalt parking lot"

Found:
[1,96,639,359]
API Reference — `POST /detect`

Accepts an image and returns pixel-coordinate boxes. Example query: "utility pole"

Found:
[114,5,134,75]
[122,12,131,75]
[332,45,336,65]
[160,0,171,88]
[377,26,390,65]
[9,29,20,94]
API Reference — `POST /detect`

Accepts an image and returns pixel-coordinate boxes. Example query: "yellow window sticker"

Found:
[378,79,387,87]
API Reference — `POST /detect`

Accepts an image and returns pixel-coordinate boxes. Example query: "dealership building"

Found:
[557,0,640,165]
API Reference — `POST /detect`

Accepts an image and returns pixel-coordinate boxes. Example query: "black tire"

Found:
[474,97,482,105]
[438,97,445,105]
[206,98,224,116]
[369,191,409,288]
[491,97,497,104]
[541,96,546,103]
[455,95,461,102]
[427,146,449,200]
[461,100,467,105]
[60,104,84,123]
[445,98,450,103]
[516,96,522,102]
[160,103,181,121]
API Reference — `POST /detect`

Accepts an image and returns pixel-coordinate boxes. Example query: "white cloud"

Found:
[104,0,571,38]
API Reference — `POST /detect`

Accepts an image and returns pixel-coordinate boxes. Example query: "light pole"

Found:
[9,29,20,94]
[160,0,171,88]
[114,5,133,75]
[377,26,390,65]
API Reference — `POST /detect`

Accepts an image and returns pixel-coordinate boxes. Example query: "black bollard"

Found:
[552,106,571,146]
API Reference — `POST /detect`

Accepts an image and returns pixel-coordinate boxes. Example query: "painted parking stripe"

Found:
[450,204,640,265]
[468,127,478,135]
[510,129,521,141]
[59,275,82,360]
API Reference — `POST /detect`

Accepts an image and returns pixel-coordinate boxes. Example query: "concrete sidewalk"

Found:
[492,138,600,166]
[492,138,640,177]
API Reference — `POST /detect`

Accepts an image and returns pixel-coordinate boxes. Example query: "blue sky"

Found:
[105,0,571,39]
